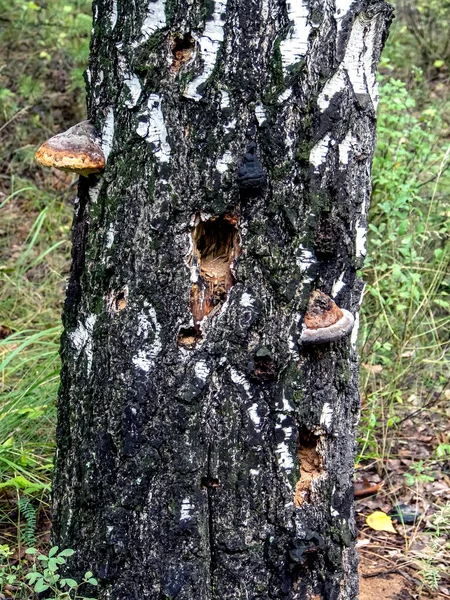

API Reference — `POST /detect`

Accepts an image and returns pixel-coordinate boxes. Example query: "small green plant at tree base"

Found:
[0,546,97,600]
[403,460,435,486]
[415,505,450,592]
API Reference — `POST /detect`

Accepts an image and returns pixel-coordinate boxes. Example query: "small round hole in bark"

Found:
[177,326,202,348]
[108,287,128,314]
[170,33,195,73]
[251,347,277,380]
[201,476,220,490]
[114,291,127,312]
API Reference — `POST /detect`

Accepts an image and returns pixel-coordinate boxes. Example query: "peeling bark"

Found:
[53,0,392,598]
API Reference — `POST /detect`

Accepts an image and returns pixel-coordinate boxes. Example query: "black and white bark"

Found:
[53,0,392,598]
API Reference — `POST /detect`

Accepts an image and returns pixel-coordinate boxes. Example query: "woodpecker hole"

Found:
[170,33,195,73]
[177,326,202,348]
[294,431,323,507]
[189,214,240,326]
[108,287,128,314]
[201,476,220,490]
[114,291,127,312]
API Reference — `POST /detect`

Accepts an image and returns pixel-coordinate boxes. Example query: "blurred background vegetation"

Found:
[0,0,449,595]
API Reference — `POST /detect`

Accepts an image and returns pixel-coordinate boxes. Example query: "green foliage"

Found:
[0,0,91,181]
[358,38,450,458]
[399,0,450,71]
[415,505,450,591]
[18,498,37,547]
[0,546,97,599]
[403,460,435,486]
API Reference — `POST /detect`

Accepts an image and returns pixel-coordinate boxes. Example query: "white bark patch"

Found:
[345,14,379,109]
[309,134,331,171]
[194,360,210,382]
[275,425,294,472]
[335,0,353,35]
[355,225,367,258]
[317,70,346,112]
[280,392,294,413]
[183,0,228,101]
[180,498,193,522]
[216,150,233,174]
[230,367,252,398]
[224,118,237,134]
[220,89,230,109]
[141,0,166,41]
[351,284,365,346]
[111,0,118,29]
[123,74,142,108]
[320,403,333,430]
[240,292,255,308]
[280,1,311,74]
[297,246,316,273]
[136,94,171,163]
[69,315,97,376]
[255,103,267,125]
[132,304,162,372]
[102,108,115,161]
[351,311,360,347]
[278,87,293,104]
[338,130,357,165]
[331,271,346,297]
[318,13,380,113]
[248,403,261,428]
[88,180,103,204]
[319,13,380,114]
[288,312,301,359]
[106,224,115,249]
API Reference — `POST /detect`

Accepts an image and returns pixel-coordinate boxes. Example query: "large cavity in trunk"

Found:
[190,214,240,326]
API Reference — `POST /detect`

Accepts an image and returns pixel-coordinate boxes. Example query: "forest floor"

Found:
[0,0,449,598]
[356,403,450,599]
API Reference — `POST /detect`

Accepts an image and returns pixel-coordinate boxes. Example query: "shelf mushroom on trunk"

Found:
[300,290,354,344]
[35,121,105,176]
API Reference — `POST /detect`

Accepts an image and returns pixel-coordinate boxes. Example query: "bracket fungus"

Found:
[35,121,105,176]
[300,290,354,344]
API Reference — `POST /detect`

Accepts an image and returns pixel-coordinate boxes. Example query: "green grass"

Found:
[358,54,450,463]
[0,0,89,557]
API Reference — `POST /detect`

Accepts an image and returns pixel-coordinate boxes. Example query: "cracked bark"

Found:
[53,0,392,598]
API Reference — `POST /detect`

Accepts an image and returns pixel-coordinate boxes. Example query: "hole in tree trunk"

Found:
[114,291,127,312]
[201,476,220,489]
[294,431,322,506]
[170,33,195,73]
[189,213,240,327]
[108,286,128,314]
[177,326,202,348]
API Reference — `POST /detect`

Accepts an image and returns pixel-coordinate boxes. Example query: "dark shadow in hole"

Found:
[170,33,195,72]
[190,214,240,325]
[201,476,220,490]
[177,326,202,348]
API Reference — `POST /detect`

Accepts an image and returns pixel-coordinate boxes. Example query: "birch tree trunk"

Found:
[53,0,392,598]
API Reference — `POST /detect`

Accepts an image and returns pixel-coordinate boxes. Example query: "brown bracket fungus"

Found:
[35,121,105,176]
[300,290,354,344]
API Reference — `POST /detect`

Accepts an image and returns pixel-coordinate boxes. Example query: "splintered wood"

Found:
[190,214,240,326]
[294,434,323,506]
